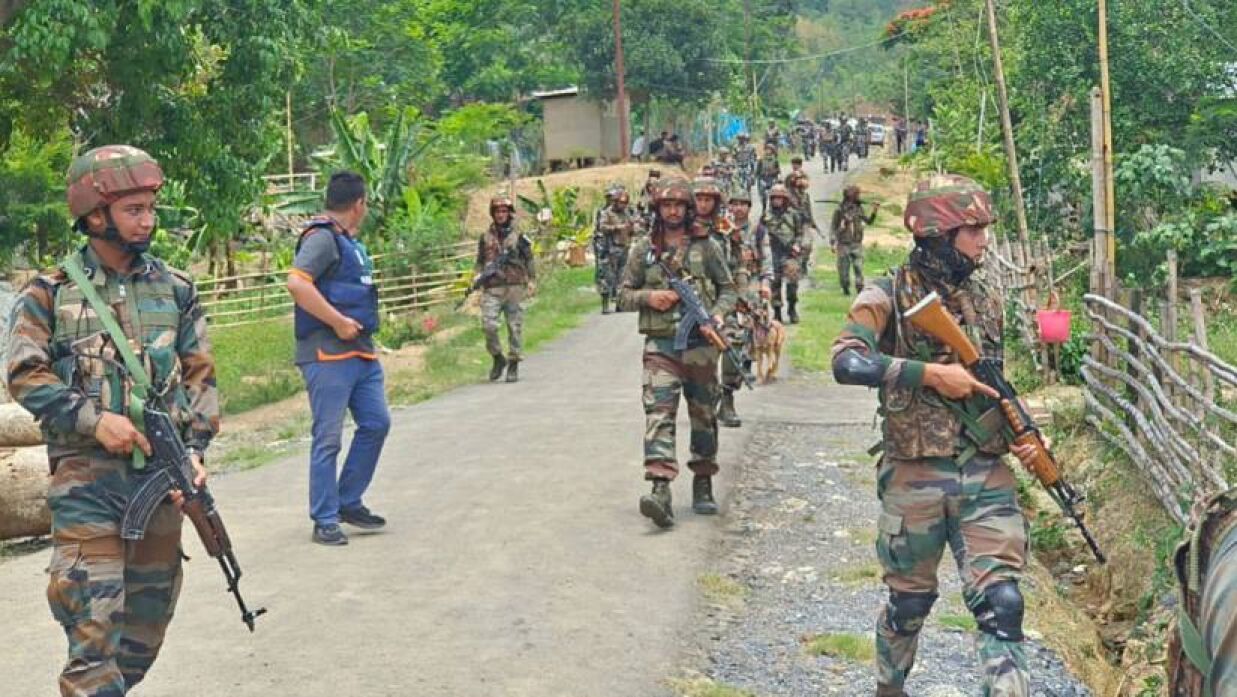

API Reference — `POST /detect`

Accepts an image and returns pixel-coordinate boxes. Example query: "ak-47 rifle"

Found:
[458,247,513,308]
[122,398,268,630]
[904,291,1106,564]
[651,254,755,390]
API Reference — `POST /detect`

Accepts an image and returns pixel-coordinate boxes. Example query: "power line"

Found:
[1180,0,1237,53]
[702,29,910,65]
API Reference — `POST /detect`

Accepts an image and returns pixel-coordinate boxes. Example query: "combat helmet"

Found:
[692,176,723,200]
[67,145,164,219]
[903,174,993,238]
[728,190,753,205]
[490,194,515,215]
[767,184,792,204]
[655,177,693,205]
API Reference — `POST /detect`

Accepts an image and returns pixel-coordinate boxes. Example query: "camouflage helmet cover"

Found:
[655,177,693,205]
[67,145,164,219]
[692,176,723,199]
[737,133,750,141]
[490,194,515,213]
[717,146,730,155]
[903,173,994,238]
[768,184,791,202]
[844,185,862,200]
[728,190,752,204]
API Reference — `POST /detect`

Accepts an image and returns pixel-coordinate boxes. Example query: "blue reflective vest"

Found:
[293,220,380,340]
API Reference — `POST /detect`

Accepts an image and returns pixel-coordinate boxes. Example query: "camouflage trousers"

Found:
[836,240,864,292]
[596,244,629,298]
[481,284,526,361]
[771,254,800,310]
[875,454,1029,696]
[46,452,184,697]
[719,311,749,391]
[641,337,720,480]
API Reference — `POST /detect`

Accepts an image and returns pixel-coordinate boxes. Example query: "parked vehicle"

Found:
[868,123,886,145]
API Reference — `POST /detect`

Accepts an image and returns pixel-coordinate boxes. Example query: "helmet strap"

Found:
[77,208,152,256]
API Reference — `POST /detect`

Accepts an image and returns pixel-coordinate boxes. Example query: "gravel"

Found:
[682,381,1092,697]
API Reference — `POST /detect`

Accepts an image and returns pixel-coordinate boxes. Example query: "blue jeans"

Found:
[300,358,391,525]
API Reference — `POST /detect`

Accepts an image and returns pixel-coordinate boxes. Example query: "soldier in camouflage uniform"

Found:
[733,134,758,195]
[714,148,737,200]
[762,184,805,325]
[618,178,737,529]
[756,143,781,211]
[7,145,219,696]
[831,185,881,295]
[475,195,536,383]
[718,190,772,427]
[593,185,620,310]
[785,168,820,276]
[830,174,1041,697]
[637,169,662,231]
[595,188,639,315]
[764,119,782,149]
[1168,489,1237,696]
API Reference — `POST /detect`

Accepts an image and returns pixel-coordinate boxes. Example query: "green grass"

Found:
[937,613,978,632]
[385,265,596,404]
[803,632,876,663]
[667,677,758,697]
[697,572,749,605]
[211,320,300,414]
[1210,312,1237,366]
[788,245,908,373]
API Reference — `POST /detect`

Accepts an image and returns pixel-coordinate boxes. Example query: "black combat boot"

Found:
[639,478,675,528]
[788,300,799,324]
[773,306,783,323]
[718,389,742,428]
[505,359,520,383]
[488,354,507,382]
[841,283,851,296]
[601,294,612,315]
[692,475,719,515]
[876,685,908,697]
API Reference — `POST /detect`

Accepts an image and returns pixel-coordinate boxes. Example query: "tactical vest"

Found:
[733,220,767,276]
[293,220,380,340]
[836,202,866,244]
[599,207,635,247]
[479,223,532,286]
[764,210,799,256]
[631,232,721,340]
[1169,490,1237,697]
[46,249,190,451]
[874,266,1009,461]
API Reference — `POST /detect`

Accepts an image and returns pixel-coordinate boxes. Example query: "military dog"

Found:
[750,306,786,383]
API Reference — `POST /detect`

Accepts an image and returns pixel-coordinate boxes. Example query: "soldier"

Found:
[618,178,736,529]
[763,184,805,324]
[7,145,220,695]
[719,190,772,427]
[831,185,881,295]
[714,147,737,200]
[637,169,662,230]
[756,143,782,211]
[475,195,536,383]
[764,119,782,149]
[1169,490,1237,696]
[594,185,621,313]
[785,170,820,275]
[831,174,1040,697]
[596,187,638,315]
[733,133,758,195]
[838,119,854,171]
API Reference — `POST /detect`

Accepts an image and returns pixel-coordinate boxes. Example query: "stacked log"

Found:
[0,400,50,540]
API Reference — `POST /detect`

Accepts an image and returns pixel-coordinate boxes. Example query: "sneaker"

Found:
[340,506,387,530]
[312,523,349,546]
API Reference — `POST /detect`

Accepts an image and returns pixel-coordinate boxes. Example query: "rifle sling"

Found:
[61,254,154,469]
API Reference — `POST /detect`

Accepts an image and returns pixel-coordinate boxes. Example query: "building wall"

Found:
[543,97,603,161]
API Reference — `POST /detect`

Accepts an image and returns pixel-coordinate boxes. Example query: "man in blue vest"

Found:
[286,171,392,546]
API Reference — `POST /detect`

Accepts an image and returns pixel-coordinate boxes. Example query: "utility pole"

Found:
[613,0,630,163]
[1097,0,1117,288]
[285,91,294,178]
[983,0,1031,262]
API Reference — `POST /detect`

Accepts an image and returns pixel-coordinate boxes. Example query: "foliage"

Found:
[517,180,593,246]
[0,127,72,265]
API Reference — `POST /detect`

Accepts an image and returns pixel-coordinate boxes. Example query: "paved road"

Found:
[0,159,854,697]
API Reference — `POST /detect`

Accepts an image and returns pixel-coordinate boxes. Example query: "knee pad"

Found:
[972,581,1025,642]
[886,590,937,636]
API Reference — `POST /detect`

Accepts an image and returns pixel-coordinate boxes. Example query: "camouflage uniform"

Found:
[786,171,818,274]
[8,147,219,696]
[617,182,736,501]
[830,174,1029,697]
[762,186,805,324]
[721,206,772,398]
[476,217,535,363]
[756,152,781,209]
[1169,489,1237,696]
[832,191,878,295]
[595,199,637,312]
[733,139,758,194]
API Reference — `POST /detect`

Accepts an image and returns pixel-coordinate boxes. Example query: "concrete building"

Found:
[532,87,629,169]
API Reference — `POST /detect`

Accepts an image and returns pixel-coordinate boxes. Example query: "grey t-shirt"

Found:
[292,226,377,365]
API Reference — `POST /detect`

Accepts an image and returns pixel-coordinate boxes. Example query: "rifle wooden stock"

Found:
[1001,400,1063,487]
[903,292,981,365]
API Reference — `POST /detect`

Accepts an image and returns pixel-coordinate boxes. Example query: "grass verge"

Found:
[802,632,876,663]
[788,245,908,374]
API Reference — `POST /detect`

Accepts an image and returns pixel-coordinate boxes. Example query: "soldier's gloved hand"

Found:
[923,363,1000,401]
[333,315,363,341]
[95,412,153,457]
[646,290,680,312]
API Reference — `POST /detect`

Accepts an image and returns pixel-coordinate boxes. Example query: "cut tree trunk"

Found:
[0,446,50,540]
[0,403,42,446]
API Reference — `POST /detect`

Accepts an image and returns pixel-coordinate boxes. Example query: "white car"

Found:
[868,124,886,145]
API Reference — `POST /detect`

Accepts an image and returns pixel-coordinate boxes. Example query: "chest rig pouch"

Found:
[875,269,1010,461]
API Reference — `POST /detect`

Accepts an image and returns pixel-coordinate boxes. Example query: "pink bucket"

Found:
[1036,310,1072,344]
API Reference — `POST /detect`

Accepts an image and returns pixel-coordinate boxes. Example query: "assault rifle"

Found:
[904,291,1106,564]
[458,247,513,308]
[122,399,267,630]
[651,255,755,390]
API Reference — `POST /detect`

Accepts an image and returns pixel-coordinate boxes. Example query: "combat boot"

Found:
[876,685,908,697]
[718,389,742,428]
[692,475,719,515]
[773,306,784,323]
[788,300,800,324]
[841,284,851,296]
[488,354,507,382]
[505,360,520,383]
[639,478,675,528]
[601,294,612,315]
